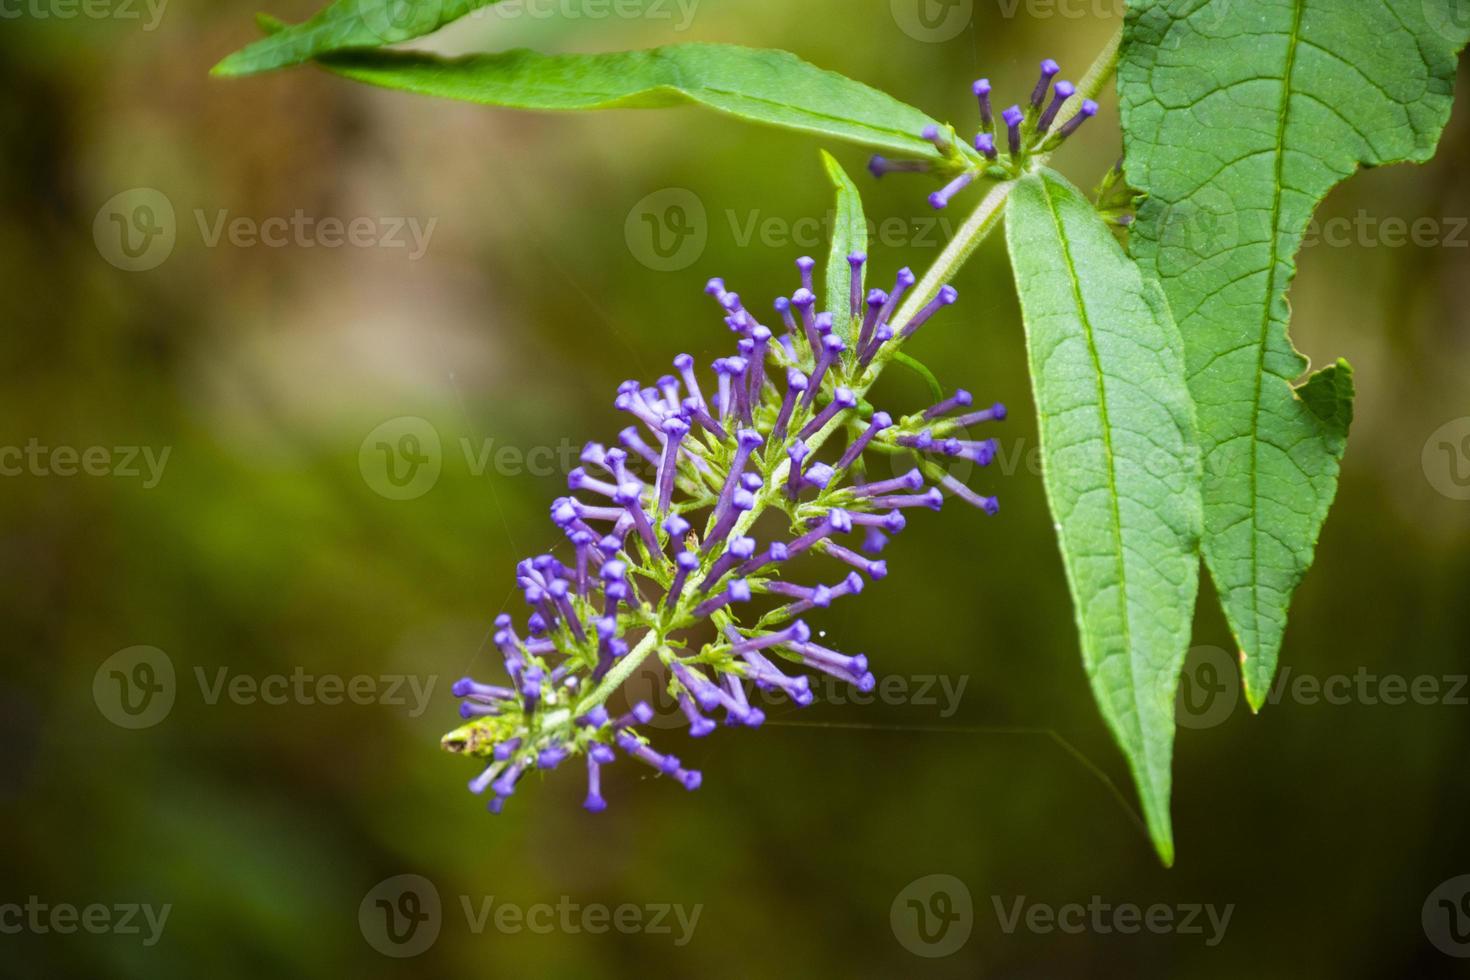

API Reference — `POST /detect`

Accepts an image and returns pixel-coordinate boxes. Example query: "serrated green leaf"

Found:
[285,44,944,159]
[1006,169,1202,866]
[1120,0,1468,709]
[214,0,512,77]
[821,150,868,345]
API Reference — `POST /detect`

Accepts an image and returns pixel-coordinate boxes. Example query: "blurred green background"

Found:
[3,0,1470,976]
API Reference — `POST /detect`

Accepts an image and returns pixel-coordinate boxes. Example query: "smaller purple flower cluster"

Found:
[443,252,1007,816]
[869,58,1098,210]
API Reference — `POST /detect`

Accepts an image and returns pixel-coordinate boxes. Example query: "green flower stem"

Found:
[573,25,1124,721]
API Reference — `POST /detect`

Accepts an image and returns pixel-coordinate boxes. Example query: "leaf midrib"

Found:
[1244,0,1305,661]
[1036,176,1143,755]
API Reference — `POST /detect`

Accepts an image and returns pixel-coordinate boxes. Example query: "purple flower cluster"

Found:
[444,252,1006,814]
[869,58,1098,209]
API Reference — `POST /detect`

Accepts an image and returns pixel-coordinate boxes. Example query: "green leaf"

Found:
[1119,0,1468,709]
[821,150,868,345]
[1006,169,1202,866]
[289,44,945,159]
[214,0,512,77]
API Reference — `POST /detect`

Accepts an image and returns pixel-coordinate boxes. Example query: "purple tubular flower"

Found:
[836,411,893,472]
[679,692,716,737]
[710,429,763,531]
[868,156,931,179]
[803,334,847,409]
[747,325,772,404]
[924,389,974,420]
[877,267,916,336]
[786,507,853,558]
[771,368,807,445]
[619,426,661,469]
[665,550,699,610]
[785,440,810,499]
[1056,99,1098,140]
[699,535,757,592]
[775,295,798,334]
[446,248,1002,817]
[674,353,706,408]
[584,753,608,812]
[921,124,951,154]
[820,540,888,579]
[851,469,925,498]
[682,396,727,442]
[614,702,654,729]
[858,325,895,371]
[790,639,874,691]
[796,255,816,295]
[740,647,813,705]
[729,620,810,655]
[858,289,888,354]
[615,730,681,775]
[953,402,1008,426]
[975,133,998,160]
[454,678,516,701]
[1032,58,1060,109]
[939,472,1001,515]
[869,487,945,511]
[1004,105,1025,157]
[538,743,570,769]
[704,488,755,553]
[656,417,689,516]
[692,578,751,618]
[615,482,659,554]
[739,540,788,577]
[973,78,993,127]
[899,285,959,341]
[791,288,820,357]
[1037,79,1074,134]
[929,170,976,211]
[798,387,857,442]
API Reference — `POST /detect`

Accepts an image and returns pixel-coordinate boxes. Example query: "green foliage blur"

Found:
[2,1,1469,976]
